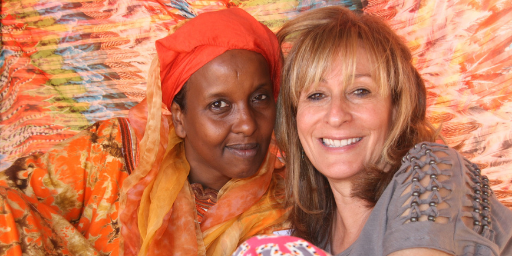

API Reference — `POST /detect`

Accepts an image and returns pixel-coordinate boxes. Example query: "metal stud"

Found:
[429,160,436,165]
[410,217,418,222]
[483,216,489,221]
[428,215,436,222]
[475,182,481,187]
[429,201,436,206]
[483,191,489,196]
[414,165,420,170]
[432,186,439,191]
[483,177,489,182]
[430,174,437,179]
[425,149,431,153]
[474,220,480,225]
[421,144,427,149]
[483,199,489,203]
[475,189,481,194]
[412,177,419,182]
[411,201,419,207]
[483,225,489,229]
[474,198,481,202]
[412,191,420,197]
[483,185,489,189]
[411,157,417,161]
[483,206,489,211]
[474,208,481,213]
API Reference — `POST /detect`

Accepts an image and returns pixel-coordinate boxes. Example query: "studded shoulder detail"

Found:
[395,142,493,238]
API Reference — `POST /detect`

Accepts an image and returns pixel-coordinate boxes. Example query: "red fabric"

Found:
[155,8,282,108]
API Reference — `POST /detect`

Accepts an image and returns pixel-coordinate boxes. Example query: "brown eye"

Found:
[307,93,325,101]
[210,100,230,110]
[253,94,268,101]
[353,88,370,97]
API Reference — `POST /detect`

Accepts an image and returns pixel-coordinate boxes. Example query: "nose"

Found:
[324,97,352,127]
[232,105,257,136]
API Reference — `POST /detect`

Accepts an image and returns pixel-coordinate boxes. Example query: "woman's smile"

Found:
[297,47,393,182]
[225,143,260,157]
[321,137,362,148]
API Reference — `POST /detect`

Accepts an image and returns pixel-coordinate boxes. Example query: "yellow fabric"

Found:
[119,56,289,256]
[138,125,190,255]
[202,154,289,255]
[136,123,288,256]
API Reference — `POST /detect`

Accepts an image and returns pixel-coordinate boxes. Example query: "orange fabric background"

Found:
[1,0,511,208]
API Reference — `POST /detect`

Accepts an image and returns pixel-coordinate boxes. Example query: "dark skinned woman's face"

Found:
[171,49,276,190]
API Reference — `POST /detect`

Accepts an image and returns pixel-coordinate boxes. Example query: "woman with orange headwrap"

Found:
[0,8,288,256]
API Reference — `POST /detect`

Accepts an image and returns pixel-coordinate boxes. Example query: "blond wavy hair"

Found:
[275,6,437,247]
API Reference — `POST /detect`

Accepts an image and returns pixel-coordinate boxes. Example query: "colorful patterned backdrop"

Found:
[1,0,511,207]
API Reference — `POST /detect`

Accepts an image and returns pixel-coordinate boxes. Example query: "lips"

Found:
[225,143,259,157]
[322,137,362,148]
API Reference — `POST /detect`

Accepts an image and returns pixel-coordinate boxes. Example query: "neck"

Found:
[184,142,230,191]
[329,180,373,255]
[187,166,229,191]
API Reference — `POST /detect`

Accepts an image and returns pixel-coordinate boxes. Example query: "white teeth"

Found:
[322,137,361,148]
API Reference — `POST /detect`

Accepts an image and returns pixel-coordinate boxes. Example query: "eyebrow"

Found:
[252,82,273,92]
[204,92,228,99]
[354,73,372,78]
[204,82,272,99]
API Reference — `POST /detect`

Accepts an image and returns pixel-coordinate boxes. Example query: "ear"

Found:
[171,102,187,138]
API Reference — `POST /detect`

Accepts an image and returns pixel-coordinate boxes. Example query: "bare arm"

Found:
[389,248,453,256]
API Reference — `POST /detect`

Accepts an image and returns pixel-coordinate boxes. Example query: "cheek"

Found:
[253,105,276,141]
[262,106,277,130]
[296,107,319,149]
[375,102,393,138]
[295,109,308,141]
[189,117,229,148]
[296,104,320,133]
[364,103,393,155]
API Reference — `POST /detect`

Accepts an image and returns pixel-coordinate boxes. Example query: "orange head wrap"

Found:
[155,8,282,108]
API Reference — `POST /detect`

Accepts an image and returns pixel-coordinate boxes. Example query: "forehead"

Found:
[326,47,373,76]
[186,49,272,97]
[306,46,381,89]
[205,50,268,74]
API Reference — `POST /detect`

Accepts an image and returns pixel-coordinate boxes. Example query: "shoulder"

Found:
[60,117,137,173]
[381,142,512,256]
[393,142,480,192]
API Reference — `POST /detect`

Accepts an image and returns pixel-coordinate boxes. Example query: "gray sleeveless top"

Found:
[330,142,512,256]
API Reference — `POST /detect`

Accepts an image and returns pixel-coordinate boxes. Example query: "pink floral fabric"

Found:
[233,235,331,256]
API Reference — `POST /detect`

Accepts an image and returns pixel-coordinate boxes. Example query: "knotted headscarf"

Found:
[119,8,288,256]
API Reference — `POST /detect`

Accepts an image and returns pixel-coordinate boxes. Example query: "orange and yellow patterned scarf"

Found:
[120,98,288,255]
[119,8,288,255]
